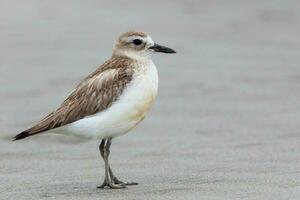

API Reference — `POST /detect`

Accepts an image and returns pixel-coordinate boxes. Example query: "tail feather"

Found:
[13,131,31,141]
[12,118,54,141]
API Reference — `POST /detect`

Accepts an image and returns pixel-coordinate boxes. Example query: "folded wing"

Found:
[14,59,134,140]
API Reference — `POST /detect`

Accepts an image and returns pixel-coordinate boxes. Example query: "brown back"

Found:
[14,56,136,140]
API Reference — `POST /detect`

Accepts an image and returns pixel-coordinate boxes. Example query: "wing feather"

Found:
[14,57,135,140]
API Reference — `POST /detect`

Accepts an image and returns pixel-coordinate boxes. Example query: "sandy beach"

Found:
[1,1,300,199]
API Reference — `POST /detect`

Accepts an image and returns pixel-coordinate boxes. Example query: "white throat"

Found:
[113,49,151,61]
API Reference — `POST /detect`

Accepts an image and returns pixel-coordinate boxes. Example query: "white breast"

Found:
[56,60,158,139]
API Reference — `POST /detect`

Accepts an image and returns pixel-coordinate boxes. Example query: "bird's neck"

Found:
[112,50,151,62]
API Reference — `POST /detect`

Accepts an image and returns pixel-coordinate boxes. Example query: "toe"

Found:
[97,183,107,189]
[113,178,138,186]
[108,183,126,189]
[124,182,138,186]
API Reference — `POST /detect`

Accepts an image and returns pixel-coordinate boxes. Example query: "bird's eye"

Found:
[133,39,143,45]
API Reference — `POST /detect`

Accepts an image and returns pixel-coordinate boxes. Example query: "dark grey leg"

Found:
[97,138,125,189]
[105,139,138,186]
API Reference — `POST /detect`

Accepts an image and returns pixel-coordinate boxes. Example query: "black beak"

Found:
[149,43,176,54]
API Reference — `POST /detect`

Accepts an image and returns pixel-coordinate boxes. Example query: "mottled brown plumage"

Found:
[14,56,136,140]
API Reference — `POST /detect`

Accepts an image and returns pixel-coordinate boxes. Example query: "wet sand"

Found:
[1,0,300,199]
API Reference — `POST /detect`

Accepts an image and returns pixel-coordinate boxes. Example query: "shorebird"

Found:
[13,31,176,189]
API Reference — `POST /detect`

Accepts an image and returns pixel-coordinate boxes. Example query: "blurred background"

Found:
[1,0,300,199]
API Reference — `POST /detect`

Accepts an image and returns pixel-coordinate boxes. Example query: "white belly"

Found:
[55,60,158,139]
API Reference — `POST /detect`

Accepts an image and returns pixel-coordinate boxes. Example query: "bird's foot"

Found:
[97,177,138,189]
[113,177,138,186]
[97,179,126,189]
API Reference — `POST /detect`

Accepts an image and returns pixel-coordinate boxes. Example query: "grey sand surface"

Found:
[1,1,300,199]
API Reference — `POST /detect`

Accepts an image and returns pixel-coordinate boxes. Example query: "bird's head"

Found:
[112,31,176,60]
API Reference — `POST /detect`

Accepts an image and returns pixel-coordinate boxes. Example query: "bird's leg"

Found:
[97,138,125,189]
[105,139,138,186]
[98,139,109,188]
